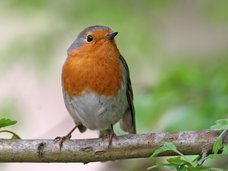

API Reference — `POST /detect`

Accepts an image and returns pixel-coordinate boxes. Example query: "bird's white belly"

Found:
[63,88,128,130]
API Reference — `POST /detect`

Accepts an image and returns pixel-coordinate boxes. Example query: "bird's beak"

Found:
[107,32,118,40]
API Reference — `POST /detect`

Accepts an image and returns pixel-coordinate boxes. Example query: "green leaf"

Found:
[150,142,181,158]
[0,118,17,128]
[11,133,21,140]
[163,142,178,151]
[0,130,21,139]
[167,156,192,166]
[212,137,223,154]
[222,144,228,155]
[210,119,228,130]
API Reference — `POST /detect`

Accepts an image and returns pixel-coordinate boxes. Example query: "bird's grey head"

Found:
[67,25,111,53]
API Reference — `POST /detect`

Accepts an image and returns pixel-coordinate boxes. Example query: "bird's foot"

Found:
[54,125,78,150]
[99,125,116,147]
[54,134,72,150]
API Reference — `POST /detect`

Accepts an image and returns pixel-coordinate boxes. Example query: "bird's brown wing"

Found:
[119,55,136,134]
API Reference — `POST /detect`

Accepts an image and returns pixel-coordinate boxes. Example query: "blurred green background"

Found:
[0,0,228,171]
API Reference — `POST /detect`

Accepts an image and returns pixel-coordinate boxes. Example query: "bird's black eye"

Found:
[86,35,93,42]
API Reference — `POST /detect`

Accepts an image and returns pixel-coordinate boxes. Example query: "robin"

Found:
[55,25,136,148]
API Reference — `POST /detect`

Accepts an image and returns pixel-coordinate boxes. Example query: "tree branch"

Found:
[0,130,227,163]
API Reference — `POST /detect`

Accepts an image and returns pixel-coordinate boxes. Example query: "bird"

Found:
[55,25,136,148]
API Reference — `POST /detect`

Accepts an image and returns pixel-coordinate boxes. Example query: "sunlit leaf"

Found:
[0,118,17,128]
[212,137,223,154]
[167,156,192,166]
[150,142,181,158]
[210,119,228,130]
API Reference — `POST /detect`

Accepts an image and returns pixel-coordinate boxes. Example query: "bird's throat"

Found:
[62,53,122,97]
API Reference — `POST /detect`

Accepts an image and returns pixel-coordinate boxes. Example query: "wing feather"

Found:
[119,56,136,134]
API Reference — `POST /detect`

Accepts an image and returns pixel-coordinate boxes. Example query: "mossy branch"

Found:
[0,130,227,163]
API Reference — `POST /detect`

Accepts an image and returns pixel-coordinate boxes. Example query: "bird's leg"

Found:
[108,124,116,146]
[54,125,78,150]
[99,124,116,147]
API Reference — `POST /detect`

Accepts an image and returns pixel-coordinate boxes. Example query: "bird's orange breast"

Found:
[62,42,122,97]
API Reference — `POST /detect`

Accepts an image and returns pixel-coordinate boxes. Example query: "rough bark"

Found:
[0,130,227,163]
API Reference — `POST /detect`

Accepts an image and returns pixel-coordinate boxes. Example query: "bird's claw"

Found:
[54,134,72,150]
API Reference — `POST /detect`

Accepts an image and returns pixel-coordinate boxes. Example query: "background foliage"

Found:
[0,0,227,170]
